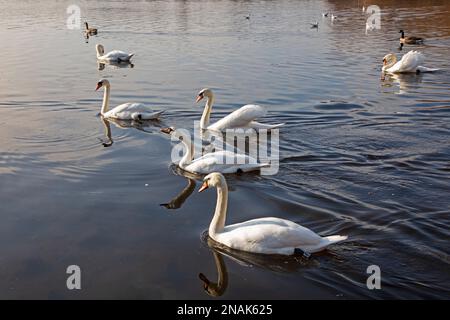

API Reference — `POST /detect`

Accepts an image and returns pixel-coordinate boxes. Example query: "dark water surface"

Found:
[0,0,449,299]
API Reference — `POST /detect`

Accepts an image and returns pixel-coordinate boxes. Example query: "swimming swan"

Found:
[161,128,268,174]
[96,44,134,63]
[95,79,164,120]
[382,51,438,73]
[199,172,348,256]
[196,88,284,131]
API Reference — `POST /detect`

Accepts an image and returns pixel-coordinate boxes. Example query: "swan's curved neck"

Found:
[178,135,193,169]
[101,83,111,114]
[200,94,215,129]
[209,179,228,238]
[214,252,227,292]
[209,252,228,296]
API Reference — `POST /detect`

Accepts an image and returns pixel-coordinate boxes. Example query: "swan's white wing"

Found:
[104,103,159,120]
[100,50,133,61]
[396,50,423,73]
[185,150,265,174]
[185,154,223,174]
[208,104,266,131]
[217,217,323,255]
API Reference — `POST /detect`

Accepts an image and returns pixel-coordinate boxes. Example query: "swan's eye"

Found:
[97,81,103,86]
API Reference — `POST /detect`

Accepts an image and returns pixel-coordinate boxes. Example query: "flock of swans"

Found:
[85,13,440,261]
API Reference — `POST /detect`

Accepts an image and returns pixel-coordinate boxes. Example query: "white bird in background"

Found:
[198,172,348,256]
[95,79,164,120]
[96,44,134,63]
[311,21,319,28]
[362,6,365,12]
[382,51,439,74]
[322,12,329,18]
[331,14,338,21]
[245,13,250,20]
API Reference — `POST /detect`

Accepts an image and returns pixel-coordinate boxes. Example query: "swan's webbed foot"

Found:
[294,248,311,259]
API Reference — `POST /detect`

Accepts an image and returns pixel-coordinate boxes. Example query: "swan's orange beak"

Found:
[198,182,209,193]
[196,95,204,103]
[95,83,103,91]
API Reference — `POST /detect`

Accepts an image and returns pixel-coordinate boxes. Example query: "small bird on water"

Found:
[84,22,98,35]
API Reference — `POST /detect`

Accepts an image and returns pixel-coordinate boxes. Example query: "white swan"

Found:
[382,51,439,74]
[199,173,348,256]
[161,128,268,174]
[96,44,134,63]
[196,88,284,131]
[95,79,163,120]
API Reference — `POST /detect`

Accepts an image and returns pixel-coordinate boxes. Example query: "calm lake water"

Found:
[0,0,449,299]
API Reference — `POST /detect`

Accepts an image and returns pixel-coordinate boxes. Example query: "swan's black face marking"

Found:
[196,91,205,103]
[95,81,103,91]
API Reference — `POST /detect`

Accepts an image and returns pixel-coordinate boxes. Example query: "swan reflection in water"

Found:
[99,117,114,147]
[381,72,424,95]
[160,174,196,210]
[97,61,134,71]
[98,116,164,148]
[198,236,317,297]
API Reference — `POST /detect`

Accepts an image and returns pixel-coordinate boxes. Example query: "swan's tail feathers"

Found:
[417,66,439,73]
[126,53,135,61]
[249,121,285,130]
[132,110,164,121]
[323,235,348,245]
[239,162,270,173]
[260,162,271,168]
[143,110,164,120]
